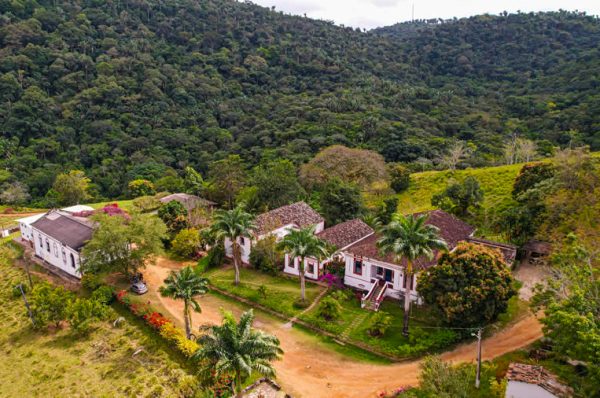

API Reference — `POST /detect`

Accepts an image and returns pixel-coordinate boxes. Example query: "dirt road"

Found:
[146,261,543,398]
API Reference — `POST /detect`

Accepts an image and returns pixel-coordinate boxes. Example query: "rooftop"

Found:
[31,210,94,250]
[507,363,573,397]
[159,193,216,209]
[317,219,374,250]
[466,236,517,264]
[255,201,324,236]
[344,210,475,268]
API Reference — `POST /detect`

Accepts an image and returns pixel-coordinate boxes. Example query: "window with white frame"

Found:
[353,256,363,275]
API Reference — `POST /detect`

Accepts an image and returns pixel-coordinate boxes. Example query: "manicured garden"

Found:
[202,266,326,318]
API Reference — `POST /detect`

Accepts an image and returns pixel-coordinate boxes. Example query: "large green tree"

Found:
[378,213,447,336]
[250,159,305,210]
[418,242,515,327]
[277,226,329,301]
[193,309,282,395]
[210,206,255,286]
[51,170,91,206]
[319,178,364,226]
[159,266,208,339]
[81,213,167,277]
[431,176,484,217]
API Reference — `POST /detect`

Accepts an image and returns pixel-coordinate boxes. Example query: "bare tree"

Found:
[439,141,471,171]
[515,138,537,163]
[503,135,518,165]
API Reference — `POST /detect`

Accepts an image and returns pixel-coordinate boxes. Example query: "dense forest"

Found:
[1,0,599,200]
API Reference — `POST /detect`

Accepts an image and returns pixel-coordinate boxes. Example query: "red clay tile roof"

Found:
[507,363,573,398]
[467,237,517,265]
[344,210,475,268]
[316,219,374,250]
[254,201,324,236]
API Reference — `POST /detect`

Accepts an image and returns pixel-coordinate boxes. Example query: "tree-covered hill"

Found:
[0,0,599,200]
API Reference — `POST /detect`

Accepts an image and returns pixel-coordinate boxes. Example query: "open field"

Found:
[0,241,196,398]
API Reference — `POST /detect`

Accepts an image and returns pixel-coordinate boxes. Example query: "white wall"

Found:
[342,253,419,302]
[32,229,82,279]
[283,254,322,280]
[506,381,558,398]
[224,236,253,264]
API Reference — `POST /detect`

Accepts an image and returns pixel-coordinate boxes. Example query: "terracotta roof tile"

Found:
[507,363,573,397]
[344,210,475,268]
[316,219,374,250]
[254,201,323,236]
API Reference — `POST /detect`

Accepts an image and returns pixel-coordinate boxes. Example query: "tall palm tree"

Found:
[211,206,255,286]
[159,266,208,339]
[277,226,329,302]
[194,309,282,395]
[377,213,447,336]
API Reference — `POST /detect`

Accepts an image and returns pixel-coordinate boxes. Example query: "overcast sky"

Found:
[248,0,600,29]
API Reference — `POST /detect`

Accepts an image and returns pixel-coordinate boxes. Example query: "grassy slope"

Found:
[0,240,195,398]
[397,163,524,215]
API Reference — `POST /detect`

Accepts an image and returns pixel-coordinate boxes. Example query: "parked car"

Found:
[130,281,148,295]
[130,273,148,295]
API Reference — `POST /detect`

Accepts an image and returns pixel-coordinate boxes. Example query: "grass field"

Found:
[0,241,197,398]
[202,266,325,318]
[396,163,524,215]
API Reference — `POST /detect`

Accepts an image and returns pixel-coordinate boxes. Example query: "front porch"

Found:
[343,256,420,311]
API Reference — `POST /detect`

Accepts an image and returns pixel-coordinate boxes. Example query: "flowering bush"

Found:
[377,386,414,397]
[318,273,338,287]
[159,322,199,358]
[144,312,171,329]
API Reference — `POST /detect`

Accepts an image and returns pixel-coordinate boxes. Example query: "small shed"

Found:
[523,240,552,264]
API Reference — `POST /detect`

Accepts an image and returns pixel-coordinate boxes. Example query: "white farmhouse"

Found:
[505,363,572,398]
[283,218,374,280]
[18,205,94,246]
[225,201,324,264]
[30,209,94,279]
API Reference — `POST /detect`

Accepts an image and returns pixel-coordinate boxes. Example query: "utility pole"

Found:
[19,284,35,327]
[474,327,483,388]
[24,254,33,289]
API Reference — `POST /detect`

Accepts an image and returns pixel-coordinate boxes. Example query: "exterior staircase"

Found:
[361,279,387,311]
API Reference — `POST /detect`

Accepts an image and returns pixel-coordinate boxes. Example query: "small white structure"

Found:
[284,218,374,280]
[30,210,94,279]
[505,363,572,398]
[225,201,324,264]
[18,205,94,244]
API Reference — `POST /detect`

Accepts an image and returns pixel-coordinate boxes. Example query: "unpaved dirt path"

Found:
[146,260,543,398]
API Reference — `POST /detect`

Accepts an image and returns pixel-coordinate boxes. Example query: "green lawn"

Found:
[201,266,325,318]
[89,199,136,213]
[0,240,197,398]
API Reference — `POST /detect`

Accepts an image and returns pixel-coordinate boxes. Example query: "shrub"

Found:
[81,273,103,291]
[158,201,188,234]
[324,258,346,279]
[144,312,171,329]
[91,285,114,305]
[293,298,310,309]
[29,282,73,329]
[66,297,108,334]
[128,179,156,198]
[367,311,393,337]
[257,285,268,299]
[431,176,484,217]
[316,296,342,320]
[249,235,283,274]
[389,164,410,193]
[159,322,199,358]
[11,283,27,298]
[171,228,200,258]
[132,195,161,212]
[202,243,225,269]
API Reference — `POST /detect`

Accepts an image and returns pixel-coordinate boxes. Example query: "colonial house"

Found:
[505,363,572,398]
[225,201,324,264]
[159,193,216,213]
[30,209,94,279]
[283,218,374,280]
[18,205,94,245]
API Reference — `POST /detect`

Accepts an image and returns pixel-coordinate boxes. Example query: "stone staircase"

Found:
[361,279,387,311]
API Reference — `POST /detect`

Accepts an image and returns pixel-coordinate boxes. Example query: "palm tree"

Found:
[377,213,447,336]
[277,226,329,302]
[211,206,255,286]
[194,309,282,395]
[159,266,208,339]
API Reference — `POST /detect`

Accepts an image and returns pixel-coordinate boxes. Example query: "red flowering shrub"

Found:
[144,312,171,329]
